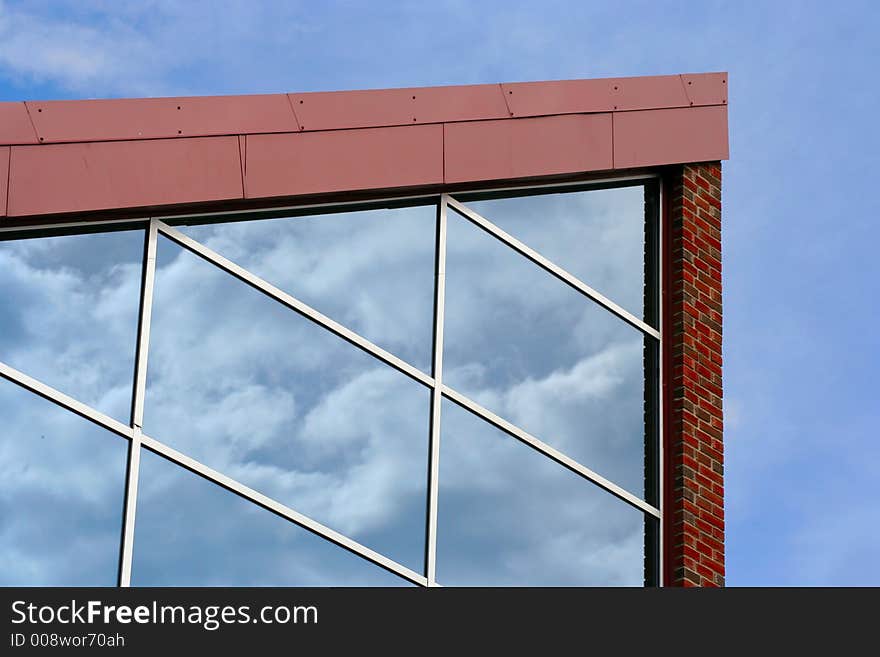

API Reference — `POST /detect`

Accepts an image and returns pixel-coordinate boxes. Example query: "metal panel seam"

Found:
[21,103,41,143]
[498,83,513,117]
[678,74,694,107]
[284,93,304,132]
[609,103,726,114]
[237,135,246,198]
[4,147,10,216]
[265,119,484,135]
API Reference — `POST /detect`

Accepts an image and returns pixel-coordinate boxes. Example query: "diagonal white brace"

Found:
[0,360,132,439]
[156,222,434,389]
[446,196,661,340]
[139,433,428,587]
[442,384,661,519]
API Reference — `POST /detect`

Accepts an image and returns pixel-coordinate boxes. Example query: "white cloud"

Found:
[0,233,140,420]
[0,0,160,95]
[0,0,315,96]
[0,380,127,585]
[182,206,436,371]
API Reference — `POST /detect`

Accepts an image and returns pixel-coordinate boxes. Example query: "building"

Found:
[0,72,727,587]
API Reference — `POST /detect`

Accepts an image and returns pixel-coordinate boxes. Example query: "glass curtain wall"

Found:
[0,180,660,586]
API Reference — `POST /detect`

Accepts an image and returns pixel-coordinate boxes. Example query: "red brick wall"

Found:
[664,162,725,587]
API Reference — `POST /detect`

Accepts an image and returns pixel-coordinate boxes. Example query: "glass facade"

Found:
[0,180,660,586]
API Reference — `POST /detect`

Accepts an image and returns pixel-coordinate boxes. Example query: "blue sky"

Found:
[0,0,878,585]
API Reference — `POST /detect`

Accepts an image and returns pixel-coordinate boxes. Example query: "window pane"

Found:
[443,207,647,497]
[436,399,645,586]
[132,449,412,586]
[0,229,143,422]
[0,378,127,585]
[179,204,436,373]
[143,236,429,574]
[454,185,650,323]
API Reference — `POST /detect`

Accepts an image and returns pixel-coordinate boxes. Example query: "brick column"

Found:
[664,163,725,587]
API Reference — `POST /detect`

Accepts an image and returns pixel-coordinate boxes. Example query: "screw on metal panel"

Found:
[613,85,618,90]
[178,130,182,134]
[412,95,416,99]
[508,90,513,94]
[722,79,726,84]
[39,137,44,141]
[614,105,618,109]
[177,106,181,110]
[299,100,303,104]
[37,108,42,112]
[413,118,417,121]
[688,81,692,85]
[690,101,694,106]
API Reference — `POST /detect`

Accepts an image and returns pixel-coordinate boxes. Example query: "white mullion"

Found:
[155,222,434,389]
[442,384,660,519]
[139,433,427,587]
[118,220,158,587]
[118,428,142,587]
[445,196,661,341]
[424,196,448,586]
[0,360,133,439]
[131,220,158,429]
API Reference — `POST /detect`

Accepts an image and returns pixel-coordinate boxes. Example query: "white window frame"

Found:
[0,172,663,587]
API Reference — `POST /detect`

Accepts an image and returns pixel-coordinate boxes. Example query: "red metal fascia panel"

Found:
[289,88,412,131]
[613,105,729,169]
[7,136,243,216]
[288,83,509,132]
[25,94,297,144]
[0,147,9,216]
[409,83,510,124]
[245,124,443,199]
[681,72,728,107]
[501,75,693,118]
[444,113,613,184]
[0,102,39,145]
